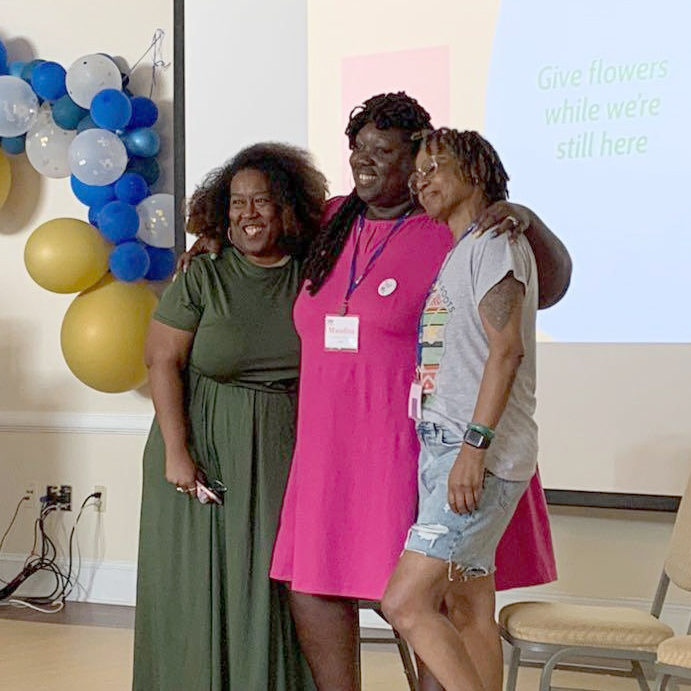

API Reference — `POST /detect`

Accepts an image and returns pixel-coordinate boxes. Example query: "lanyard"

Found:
[415,221,478,374]
[340,210,412,315]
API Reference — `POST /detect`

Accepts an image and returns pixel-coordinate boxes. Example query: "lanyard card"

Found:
[324,314,359,352]
[408,380,423,420]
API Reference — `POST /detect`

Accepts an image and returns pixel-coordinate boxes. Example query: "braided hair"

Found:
[186,142,327,259]
[421,128,509,204]
[302,92,432,294]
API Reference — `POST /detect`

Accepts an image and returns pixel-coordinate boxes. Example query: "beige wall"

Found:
[0,1,172,577]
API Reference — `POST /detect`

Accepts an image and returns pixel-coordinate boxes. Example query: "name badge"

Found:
[408,380,423,420]
[324,315,359,352]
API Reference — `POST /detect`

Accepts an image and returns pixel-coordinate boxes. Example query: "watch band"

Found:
[467,422,495,440]
[463,426,492,449]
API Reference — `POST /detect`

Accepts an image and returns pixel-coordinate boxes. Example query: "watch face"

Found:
[463,428,490,449]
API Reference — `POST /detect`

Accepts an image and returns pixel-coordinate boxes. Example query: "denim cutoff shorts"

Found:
[404,421,529,579]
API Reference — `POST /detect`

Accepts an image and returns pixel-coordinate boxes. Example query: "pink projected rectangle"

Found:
[340,46,451,190]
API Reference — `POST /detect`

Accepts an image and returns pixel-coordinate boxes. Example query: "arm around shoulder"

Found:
[518,204,572,309]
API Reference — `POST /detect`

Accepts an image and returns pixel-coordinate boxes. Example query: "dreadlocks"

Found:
[422,128,509,204]
[302,92,432,294]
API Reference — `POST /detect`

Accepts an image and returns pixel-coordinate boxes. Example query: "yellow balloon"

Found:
[24,217,111,293]
[61,275,158,393]
[0,150,10,208]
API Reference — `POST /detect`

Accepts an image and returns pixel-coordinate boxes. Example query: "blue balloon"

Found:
[0,42,6,67]
[70,176,116,207]
[109,242,150,281]
[120,127,160,157]
[9,61,26,78]
[1,135,25,155]
[31,61,67,101]
[144,246,176,281]
[114,172,149,205]
[88,204,103,228]
[76,114,98,134]
[90,88,132,131]
[52,95,88,130]
[0,61,7,77]
[98,201,139,244]
[128,96,158,129]
[126,156,160,186]
[20,59,45,84]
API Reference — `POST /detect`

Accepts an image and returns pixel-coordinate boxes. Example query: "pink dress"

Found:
[270,199,557,600]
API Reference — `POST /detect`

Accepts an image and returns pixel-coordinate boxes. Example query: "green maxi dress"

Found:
[133,248,314,690]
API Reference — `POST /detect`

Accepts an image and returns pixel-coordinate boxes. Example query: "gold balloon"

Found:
[24,217,112,293]
[0,150,10,208]
[61,275,158,393]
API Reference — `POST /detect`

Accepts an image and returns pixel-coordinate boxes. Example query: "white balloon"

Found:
[0,75,40,136]
[136,193,176,248]
[68,128,128,186]
[25,104,76,179]
[66,54,122,109]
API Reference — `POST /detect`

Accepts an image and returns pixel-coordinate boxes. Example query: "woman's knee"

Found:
[382,581,426,635]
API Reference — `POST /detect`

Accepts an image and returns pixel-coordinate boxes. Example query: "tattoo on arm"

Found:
[479,273,525,331]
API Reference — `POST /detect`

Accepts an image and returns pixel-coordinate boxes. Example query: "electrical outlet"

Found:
[94,485,106,513]
[59,485,71,511]
[44,485,72,511]
[22,483,36,510]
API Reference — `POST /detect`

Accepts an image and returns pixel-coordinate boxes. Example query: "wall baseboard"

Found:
[0,412,152,435]
[1,555,688,635]
[0,555,137,606]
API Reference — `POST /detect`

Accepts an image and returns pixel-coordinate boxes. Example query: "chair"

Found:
[358,599,419,691]
[499,473,691,691]
[653,635,691,690]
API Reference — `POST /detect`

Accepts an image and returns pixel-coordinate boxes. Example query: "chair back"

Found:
[664,472,691,592]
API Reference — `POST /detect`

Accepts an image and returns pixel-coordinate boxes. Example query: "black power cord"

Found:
[0,490,102,610]
[0,496,27,585]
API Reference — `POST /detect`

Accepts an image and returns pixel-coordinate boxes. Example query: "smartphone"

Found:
[196,481,223,505]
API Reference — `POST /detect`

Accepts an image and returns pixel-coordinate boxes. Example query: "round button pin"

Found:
[378,278,397,297]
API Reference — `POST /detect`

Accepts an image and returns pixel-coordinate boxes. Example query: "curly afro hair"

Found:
[186,142,328,258]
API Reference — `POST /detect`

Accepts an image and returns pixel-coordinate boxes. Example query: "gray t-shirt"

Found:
[419,230,538,481]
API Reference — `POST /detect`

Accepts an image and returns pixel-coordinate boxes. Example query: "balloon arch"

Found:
[0,39,175,394]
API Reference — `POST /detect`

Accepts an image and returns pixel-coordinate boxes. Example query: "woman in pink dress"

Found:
[269,93,570,690]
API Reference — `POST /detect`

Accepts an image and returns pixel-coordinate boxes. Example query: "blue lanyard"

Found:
[415,221,478,374]
[341,210,412,315]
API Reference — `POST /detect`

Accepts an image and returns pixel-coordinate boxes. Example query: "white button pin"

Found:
[378,278,397,297]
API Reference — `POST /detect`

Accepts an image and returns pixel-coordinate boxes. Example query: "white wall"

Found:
[184,0,308,194]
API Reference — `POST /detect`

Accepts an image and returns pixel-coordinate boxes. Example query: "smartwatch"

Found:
[463,426,492,449]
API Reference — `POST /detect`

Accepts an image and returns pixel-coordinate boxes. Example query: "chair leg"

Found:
[504,646,521,691]
[631,660,651,691]
[539,660,555,691]
[538,647,579,691]
[652,673,669,691]
[392,627,419,691]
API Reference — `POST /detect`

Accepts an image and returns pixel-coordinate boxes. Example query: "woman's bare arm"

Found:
[144,320,200,489]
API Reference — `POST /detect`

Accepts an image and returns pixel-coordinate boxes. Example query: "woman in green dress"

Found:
[132,143,327,690]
